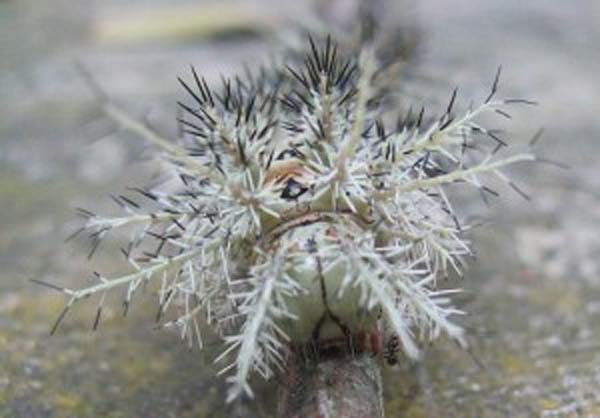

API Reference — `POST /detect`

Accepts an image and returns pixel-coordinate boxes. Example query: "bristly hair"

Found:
[37,35,539,401]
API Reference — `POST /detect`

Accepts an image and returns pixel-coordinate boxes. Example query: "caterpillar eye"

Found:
[280,178,308,200]
[276,148,302,160]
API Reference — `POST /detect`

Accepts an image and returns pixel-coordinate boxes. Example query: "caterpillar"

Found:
[37,35,538,403]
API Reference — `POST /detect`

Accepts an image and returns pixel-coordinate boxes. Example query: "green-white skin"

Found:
[275,220,379,343]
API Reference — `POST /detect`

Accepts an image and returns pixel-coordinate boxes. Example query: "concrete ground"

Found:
[1,0,599,416]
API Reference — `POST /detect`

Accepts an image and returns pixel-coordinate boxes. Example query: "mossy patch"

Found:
[53,392,85,413]
[499,353,529,375]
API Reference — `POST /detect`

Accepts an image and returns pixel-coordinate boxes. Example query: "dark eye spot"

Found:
[276,148,302,160]
[281,178,308,200]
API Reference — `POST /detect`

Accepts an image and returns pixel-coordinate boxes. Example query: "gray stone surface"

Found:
[1,0,599,417]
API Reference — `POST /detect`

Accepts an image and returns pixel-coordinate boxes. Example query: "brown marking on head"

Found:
[265,160,310,186]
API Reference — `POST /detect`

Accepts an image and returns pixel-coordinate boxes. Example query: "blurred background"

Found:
[1,0,599,417]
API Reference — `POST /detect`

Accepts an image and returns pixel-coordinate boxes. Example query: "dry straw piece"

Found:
[38,36,538,402]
